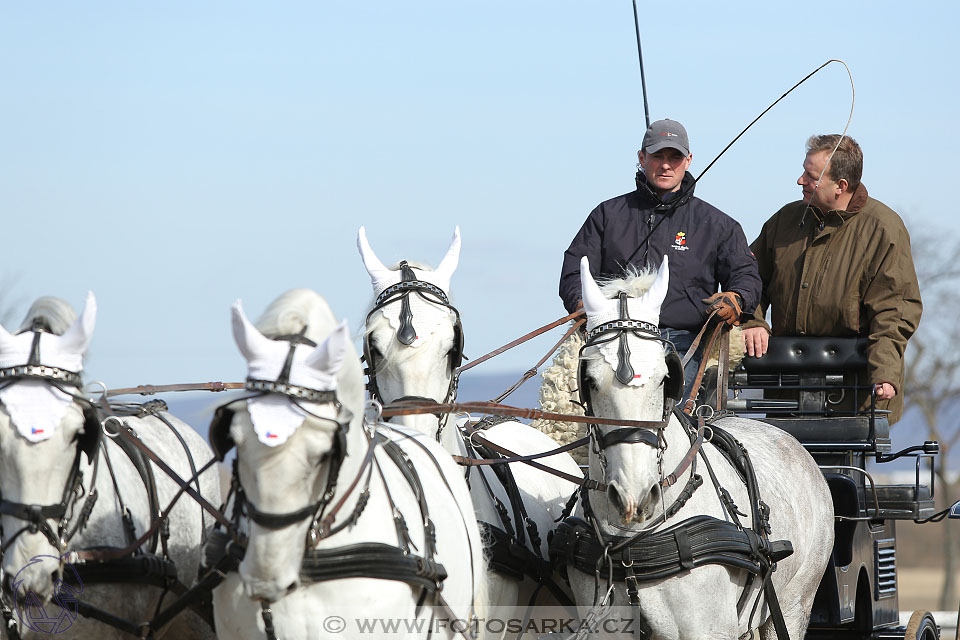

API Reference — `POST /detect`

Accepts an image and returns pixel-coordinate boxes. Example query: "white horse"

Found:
[557,257,834,639]
[210,289,486,640]
[357,228,582,613]
[0,294,219,639]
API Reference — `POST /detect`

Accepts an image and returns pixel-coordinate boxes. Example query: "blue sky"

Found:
[0,1,955,389]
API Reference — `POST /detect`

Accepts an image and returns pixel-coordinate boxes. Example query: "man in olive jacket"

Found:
[742,135,922,423]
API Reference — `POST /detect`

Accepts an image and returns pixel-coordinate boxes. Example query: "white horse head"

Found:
[579,256,674,522]
[0,293,97,599]
[358,226,462,437]
[225,290,362,603]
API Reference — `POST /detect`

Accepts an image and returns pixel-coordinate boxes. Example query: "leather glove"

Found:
[702,292,743,326]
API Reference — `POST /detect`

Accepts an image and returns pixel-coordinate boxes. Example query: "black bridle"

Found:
[363,262,465,437]
[209,330,354,537]
[578,293,682,454]
[0,324,101,557]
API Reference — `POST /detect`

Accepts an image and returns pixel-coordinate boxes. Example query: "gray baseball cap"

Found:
[642,119,690,156]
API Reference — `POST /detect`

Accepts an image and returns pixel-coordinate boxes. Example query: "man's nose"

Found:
[797,175,805,186]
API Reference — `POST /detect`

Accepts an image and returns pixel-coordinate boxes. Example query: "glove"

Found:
[702,291,743,326]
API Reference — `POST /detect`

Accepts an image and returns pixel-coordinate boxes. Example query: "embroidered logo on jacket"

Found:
[672,231,689,251]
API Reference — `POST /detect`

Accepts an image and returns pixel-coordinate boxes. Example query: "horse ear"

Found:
[57,292,97,355]
[580,256,615,318]
[432,226,461,292]
[306,321,350,376]
[639,255,670,312]
[231,300,276,363]
[357,227,393,291]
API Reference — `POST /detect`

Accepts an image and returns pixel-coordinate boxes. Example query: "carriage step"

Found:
[873,484,936,521]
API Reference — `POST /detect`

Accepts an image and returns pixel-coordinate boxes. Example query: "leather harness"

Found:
[205,330,476,640]
[548,299,795,640]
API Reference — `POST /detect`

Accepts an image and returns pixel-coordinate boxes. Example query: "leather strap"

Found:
[457,309,585,374]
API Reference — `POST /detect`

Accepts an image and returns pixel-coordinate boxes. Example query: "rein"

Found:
[97,410,237,535]
[104,381,243,397]
[455,309,584,375]
[381,399,668,430]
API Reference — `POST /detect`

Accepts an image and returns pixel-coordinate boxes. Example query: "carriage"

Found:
[720,334,949,639]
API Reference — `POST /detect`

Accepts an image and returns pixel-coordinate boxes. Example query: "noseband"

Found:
[579,293,681,453]
[363,262,464,434]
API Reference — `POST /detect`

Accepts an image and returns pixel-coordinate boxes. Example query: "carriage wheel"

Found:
[904,611,939,640]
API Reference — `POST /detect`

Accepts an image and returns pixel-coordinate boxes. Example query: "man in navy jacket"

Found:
[559,119,761,395]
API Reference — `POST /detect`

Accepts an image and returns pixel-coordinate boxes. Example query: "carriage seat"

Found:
[740,336,868,373]
[732,337,889,452]
[824,472,935,521]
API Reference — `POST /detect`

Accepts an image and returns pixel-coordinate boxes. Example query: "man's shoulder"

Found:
[758,200,807,231]
[858,196,908,229]
[594,189,642,212]
[684,197,745,232]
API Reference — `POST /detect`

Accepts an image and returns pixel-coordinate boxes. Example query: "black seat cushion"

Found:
[742,337,868,373]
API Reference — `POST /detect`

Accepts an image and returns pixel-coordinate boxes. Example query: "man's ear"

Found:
[836,178,849,194]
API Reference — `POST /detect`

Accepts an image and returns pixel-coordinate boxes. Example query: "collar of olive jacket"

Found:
[808,183,870,224]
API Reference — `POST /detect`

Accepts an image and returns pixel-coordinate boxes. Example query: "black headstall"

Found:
[0,333,102,559]
[578,294,683,454]
[208,331,353,537]
[363,262,464,436]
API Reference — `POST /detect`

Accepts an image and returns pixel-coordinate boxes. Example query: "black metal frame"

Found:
[727,336,942,638]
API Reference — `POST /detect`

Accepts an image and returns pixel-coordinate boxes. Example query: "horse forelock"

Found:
[16,297,76,336]
[388,259,433,272]
[255,289,337,344]
[598,264,658,300]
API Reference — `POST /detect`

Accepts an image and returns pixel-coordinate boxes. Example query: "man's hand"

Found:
[875,382,897,400]
[742,327,769,357]
[702,292,743,326]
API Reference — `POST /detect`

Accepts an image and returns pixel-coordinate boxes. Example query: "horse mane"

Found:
[598,265,745,369]
[530,328,588,465]
[255,289,337,344]
[17,297,76,335]
[598,264,658,299]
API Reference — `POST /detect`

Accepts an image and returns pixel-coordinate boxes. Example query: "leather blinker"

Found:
[664,350,684,402]
[209,405,237,462]
[79,404,102,463]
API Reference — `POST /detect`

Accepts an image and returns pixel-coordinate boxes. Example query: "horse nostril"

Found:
[607,486,624,513]
[285,580,299,595]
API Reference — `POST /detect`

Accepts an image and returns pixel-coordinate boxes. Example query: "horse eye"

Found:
[581,373,598,391]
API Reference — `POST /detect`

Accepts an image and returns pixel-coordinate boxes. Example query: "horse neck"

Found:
[438,417,466,455]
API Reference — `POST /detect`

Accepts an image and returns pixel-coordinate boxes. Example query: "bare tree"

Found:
[901,227,960,610]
